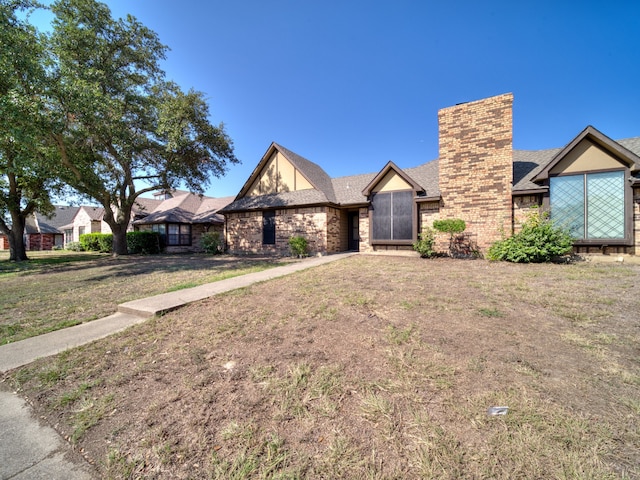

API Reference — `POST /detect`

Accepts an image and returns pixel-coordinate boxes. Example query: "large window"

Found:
[263,211,276,245]
[155,223,191,246]
[550,170,626,241]
[371,191,413,241]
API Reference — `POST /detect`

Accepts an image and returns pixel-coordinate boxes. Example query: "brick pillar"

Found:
[438,93,513,251]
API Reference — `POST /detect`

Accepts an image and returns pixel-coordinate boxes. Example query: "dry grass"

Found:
[3,255,640,479]
[0,250,285,344]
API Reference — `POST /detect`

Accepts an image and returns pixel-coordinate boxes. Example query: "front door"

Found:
[348,212,360,251]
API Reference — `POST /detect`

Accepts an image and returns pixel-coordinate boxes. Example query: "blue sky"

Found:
[31,1,640,198]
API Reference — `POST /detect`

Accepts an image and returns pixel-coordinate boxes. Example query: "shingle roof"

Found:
[134,192,232,225]
[224,134,640,213]
[512,135,640,192]
[80,206,105,221]
[274,143,337,203]
[25,206,81,234]
[221,189,331,213]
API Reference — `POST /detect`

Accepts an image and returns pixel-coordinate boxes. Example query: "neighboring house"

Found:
[25,206,80,250]
[59,206,110,245]
[221,93,640,256]
[1,192,231,253]
[133,190,234,252]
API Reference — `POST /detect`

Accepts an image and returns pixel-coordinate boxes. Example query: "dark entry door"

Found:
[348,212,360,251]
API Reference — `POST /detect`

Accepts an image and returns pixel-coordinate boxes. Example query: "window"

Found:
[78,226,85,236]
[550,170,626,241]
[371,191,413,241]
[263,211,276,245]
[165,224,191,246]
[64,229,73,244]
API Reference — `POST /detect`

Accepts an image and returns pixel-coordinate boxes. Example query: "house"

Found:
[23,206,80,250]
[1,191,232,253]
[221,93,640,257]
[133,190,234,252]
[58,206,110,245]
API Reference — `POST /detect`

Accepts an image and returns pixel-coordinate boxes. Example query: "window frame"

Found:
[155,223,192,246]
[369,190,417,245]
[548,167,633,246]
[262,211,276,245]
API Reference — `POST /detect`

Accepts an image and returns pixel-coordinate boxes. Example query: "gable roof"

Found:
[235,142,336,201]
[513,131,640,192]
[25,206,80,235]
[361,161,425,197]
[133,191,233,225]
[531,126,640,184]
[223,129,640,214]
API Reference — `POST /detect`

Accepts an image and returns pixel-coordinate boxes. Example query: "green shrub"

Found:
[79,233,112,253]
[433,219,466,236]
[65,241,84,252]
[126,231,161,254]
[288,235,308,257]
[433,218,467,257]
[201,231,223,254]
[413,227,436,258]
[488,209,573,263]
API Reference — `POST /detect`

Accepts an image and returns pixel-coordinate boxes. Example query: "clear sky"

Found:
[30,0,640,198]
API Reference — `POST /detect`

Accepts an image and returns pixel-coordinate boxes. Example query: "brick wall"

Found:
[226,207,332,256]
[359,207,372,253]
[27,234,55,251]
[512,195,542,232]
[438,93,514,251]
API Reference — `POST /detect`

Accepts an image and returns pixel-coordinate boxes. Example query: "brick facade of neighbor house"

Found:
[438,93,514,250]
[27,234,56,251]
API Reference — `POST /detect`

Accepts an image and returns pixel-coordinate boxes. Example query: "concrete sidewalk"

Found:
[0,252,354,373]
[0,252,353,480]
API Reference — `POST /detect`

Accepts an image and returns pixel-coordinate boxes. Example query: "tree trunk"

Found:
[111,224,128,256]
[7,215,28,262]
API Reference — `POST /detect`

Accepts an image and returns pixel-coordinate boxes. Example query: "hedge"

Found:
[79,231,161,254]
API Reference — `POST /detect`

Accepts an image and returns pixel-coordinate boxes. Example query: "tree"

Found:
[48,0,238,255]
[0,0,60,261]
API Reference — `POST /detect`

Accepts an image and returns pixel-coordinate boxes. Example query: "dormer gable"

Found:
[533,126,640,183]
[236,143,332,199]
[361,161,424,198]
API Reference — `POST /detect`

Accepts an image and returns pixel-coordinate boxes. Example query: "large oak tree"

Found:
[0,0,60,261]
[49,0,238,255]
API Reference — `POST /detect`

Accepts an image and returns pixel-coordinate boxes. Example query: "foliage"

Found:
[432,219,466,236]
[288,236,308,257]
[126,231,160,254]
[64,241,83,251]
[433,219,467,257]
[413,227,436,258]
[0,0,62,261]
[487,209,574,263]
[79,233,112,253]
[201,231,223,254]
[43,0,238,255]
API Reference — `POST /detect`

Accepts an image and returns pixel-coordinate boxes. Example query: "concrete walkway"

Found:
[0,252,354,479]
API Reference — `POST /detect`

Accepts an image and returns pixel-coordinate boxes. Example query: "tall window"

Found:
[550,170,625,241]
[263,211,276,245]
[371,191,413,241]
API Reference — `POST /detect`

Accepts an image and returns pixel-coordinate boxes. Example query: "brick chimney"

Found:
[438,93,513,251]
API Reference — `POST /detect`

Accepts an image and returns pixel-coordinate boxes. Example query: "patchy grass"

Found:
[3,256,639,479]
[0,251,286,344]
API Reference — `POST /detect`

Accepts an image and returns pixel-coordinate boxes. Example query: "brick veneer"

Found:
[225,206,335,256]
[438,93,514,251]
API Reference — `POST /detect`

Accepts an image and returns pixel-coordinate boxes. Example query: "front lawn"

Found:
[0,251,285,344]
[3,255,639,478]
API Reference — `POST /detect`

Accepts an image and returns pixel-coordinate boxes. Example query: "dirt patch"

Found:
[4,255,640,478]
